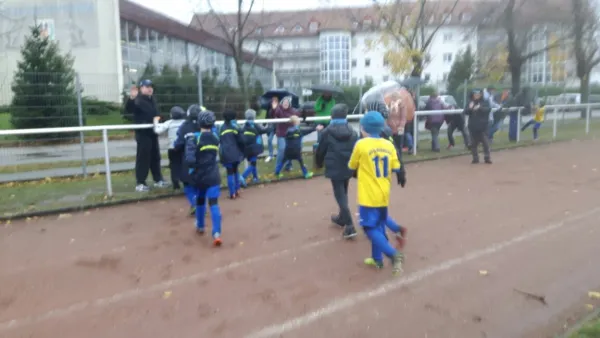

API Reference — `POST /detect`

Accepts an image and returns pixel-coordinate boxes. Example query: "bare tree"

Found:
[482,0,569,94]
[370,0,459,77]
[571,0,600,109]
[194,0,282,108]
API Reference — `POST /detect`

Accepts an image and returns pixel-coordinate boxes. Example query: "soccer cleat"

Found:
[471,159,479,164]
[196,227,205,235]
[213,233,222,246]
[343,225,358,239]
[265,156,272,163]
[364,258,384,269]
[304,171,313,179]
[484,158,492,164]
[277,174,284,179]
[189,206,196,216]
[154,181,170,188]
[395,228,407,250]
[135,184,149,192]
[447,144,454,150]
[330,215,345,227]
[391,253,404,275]
[252,178,260,184]
[239,175,247,188]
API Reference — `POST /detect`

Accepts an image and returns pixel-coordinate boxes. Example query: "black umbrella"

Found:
[310,84,344,95]
[260,89,300,109]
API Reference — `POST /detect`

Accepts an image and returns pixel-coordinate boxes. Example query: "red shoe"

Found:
[395,228,407,250]
[213,236,222,247]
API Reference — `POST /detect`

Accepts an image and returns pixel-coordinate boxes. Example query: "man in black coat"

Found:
[125,79,168,192]
[315,103,359,239]
[465,90,492,164]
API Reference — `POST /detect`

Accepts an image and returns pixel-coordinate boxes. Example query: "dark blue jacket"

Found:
[218,122,245,164]
[184,131,221,187]
[284,125,315,159]
[315,119,358,180]
[173,120,199,185]
[242,122,270,158]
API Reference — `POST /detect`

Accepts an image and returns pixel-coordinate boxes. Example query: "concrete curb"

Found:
[0,138,571,222]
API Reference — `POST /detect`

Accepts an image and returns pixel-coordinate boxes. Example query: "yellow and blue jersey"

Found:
[533,106,545,123]
[348,137,401,208]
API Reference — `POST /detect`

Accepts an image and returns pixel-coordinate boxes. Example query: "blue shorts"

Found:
[197,185,220,199]
[358,206,388,228]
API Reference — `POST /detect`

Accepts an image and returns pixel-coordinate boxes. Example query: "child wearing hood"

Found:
[241,109,271,184]
[348,111,404,275]
[153,106,186,190]
[273,96,299,172]
[275,115,316,179]
[218,110,245,198]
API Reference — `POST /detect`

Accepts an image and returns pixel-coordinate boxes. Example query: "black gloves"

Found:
[396,168,406,187]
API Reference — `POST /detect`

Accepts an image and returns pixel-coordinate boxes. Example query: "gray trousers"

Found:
[430,126,441,151]
[470,129,491,161]
[331,179,352,225]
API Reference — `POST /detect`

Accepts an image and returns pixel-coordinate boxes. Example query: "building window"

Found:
[319,34,351,85]
[380,19,387,28]
[275,25,285,34]
[309,21,319,32]
[255,27,262,35]
[352,21,359,29]
[383,58,389,66]
[383,75,389,81]
[461,13,471,22]
[293,43,300,50]
[424,73,431,81]
[443,33,452,42]
[363,18,372,27]
[443,14,452,23]
[443,53,453,63]
[429,15,435,24]
[365,58,371,67]
[352,59,357,67]
[443,72,449,81]
[293,24,303,33]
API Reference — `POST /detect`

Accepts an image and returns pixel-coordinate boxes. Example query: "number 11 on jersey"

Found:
[372,155,389,178]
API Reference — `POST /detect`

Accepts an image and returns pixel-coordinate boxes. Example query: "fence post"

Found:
[552,107,558,139]
[196,65,204,107]
[516,108,521,143]
[586,104,591,134]
[102,129,113,197]
[412,112,419,155]
[75,73,87,177]
[463,79,468,108]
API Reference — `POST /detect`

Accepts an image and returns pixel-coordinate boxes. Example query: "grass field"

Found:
[569,316,600,338]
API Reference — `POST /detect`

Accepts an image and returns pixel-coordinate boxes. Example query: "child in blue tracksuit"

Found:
[153,106,186,190]
[173,104,202,215]
[219,110,245,199]
[184,110,223,246]
[241,109,270,184]
[275,115,315,179]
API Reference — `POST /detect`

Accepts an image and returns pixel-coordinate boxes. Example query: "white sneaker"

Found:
[265,156,272,163]
[135,184,149,192]
[154,181,170,188]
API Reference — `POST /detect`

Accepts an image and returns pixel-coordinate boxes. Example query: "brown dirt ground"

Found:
[2,140,600,338]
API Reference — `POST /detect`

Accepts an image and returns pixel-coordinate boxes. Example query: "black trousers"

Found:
[135,131,163,185]
[168,149,183,189]
[447,122,471,147]
[469,129,491,161]
[331,179,352,225]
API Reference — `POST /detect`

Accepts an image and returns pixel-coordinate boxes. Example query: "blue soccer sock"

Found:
[300,165,308,176]
[242,166,253,180]
[183,185,196,207]
[235,173,242,190]
[209,204,222,237]
[195,204,206,230]
[226,174,235,196]
[251,166,258,180]
[365,226,397,261]
[274,162,283,176]
[385,216,402,233]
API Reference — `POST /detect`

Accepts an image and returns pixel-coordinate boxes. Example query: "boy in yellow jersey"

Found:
[521,102,545,141]
[348,111,404,275]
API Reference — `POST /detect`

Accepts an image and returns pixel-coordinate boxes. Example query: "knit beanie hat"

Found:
[360,111,385,136]
[223,109,236,122]
[245,109,257,120]
[331,103,348,120]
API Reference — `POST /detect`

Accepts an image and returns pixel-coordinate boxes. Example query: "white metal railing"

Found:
[0,103,598,196]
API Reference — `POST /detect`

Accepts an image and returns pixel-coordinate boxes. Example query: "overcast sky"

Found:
[129,0,372,24]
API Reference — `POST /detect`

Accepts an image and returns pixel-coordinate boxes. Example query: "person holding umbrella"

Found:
[314,90,336,128]
[125,79,169,192]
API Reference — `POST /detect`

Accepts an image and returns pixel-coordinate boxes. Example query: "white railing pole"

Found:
[516,108,521,143]
[413,112,419,155]
[102,129,113,197]
[553,107,558,139]
[586,104,591,134]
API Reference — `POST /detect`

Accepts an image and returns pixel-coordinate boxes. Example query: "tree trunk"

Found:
[510,65,521,96]
[234,58,250,110]
[580,74,589,118]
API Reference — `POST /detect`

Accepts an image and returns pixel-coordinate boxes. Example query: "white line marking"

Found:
[244,207,600,338]
[0,237,339,332]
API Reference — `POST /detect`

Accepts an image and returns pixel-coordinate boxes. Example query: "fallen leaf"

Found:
[586,304,594,310]
[593,168,597,172]
[572,190,579,193]
[588,291,600,299]
[479,270,488,276]
[163,291,172,299]
[239,242,244,246]
[58,213,72,219]
[293,202,298,206]
[84,211,91,216]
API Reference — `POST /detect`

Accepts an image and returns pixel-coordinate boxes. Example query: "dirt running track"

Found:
[2,140,600,338]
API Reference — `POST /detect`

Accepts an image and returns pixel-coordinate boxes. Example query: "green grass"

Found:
[569,316,600,338]
[1,118,599,219]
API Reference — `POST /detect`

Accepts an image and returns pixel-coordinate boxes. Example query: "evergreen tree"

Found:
[10,26,78,139]
[447,46,475,101]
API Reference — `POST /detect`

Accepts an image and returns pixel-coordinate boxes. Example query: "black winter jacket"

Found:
[315,120,358,180]
[173,120,199,185]
[465,99,491,132]
[125,95,160,135]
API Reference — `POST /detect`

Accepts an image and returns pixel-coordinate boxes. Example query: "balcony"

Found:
[264,48,320,59]
[276,67,320,75]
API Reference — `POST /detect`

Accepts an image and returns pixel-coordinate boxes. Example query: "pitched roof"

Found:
[119,0,272,69]
[190,2,482,39]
